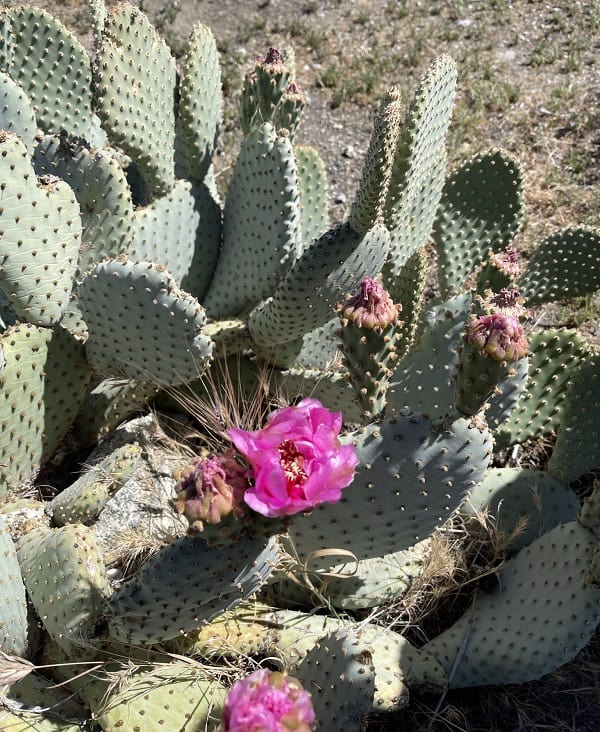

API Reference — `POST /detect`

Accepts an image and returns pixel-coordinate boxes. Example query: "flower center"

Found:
[277,439,307,495]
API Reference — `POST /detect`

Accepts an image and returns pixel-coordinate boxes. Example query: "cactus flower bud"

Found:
[222,668,316,732]
[262,46,284,68]
[341,277,400,330]
[491,244,520,277]
[173,452,248,532]
[468,313,528,362]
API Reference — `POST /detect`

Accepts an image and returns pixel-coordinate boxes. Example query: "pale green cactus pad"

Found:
[485,354,530,429]
[349,86,403,236]
[495,329,591,448]
[286,413,492,562]
[517,227,600,304]
[0,5,95,137]
[108,534,281,643]
[383,54,457,279]
[295,145,329,247]
[423,520,600,688]
[460,467,580,549]
[388,292,472,418]
[129,178,222,300]
[17,524,111,656]
[32,133,134,269]
[547,352,599,483]
[433,149,524,298]
[95,2,176,195]
[77,259,213,385]
[295,629,375,732]
[178,23,222,183]
[0,324,91,495]
[249,222,391,347]
[0,516,28,655]
[0,132,81,326]
[203,123,302,318]
[0,69,36,151]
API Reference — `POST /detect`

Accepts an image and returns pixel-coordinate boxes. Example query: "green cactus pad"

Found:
[0,516,27,655]
[1,5,95,137]
[249,222,390,347]
[547,352,599,484]
[0,132,81,326]
[73,377,159,444]
[77,258,213,385]
[49,443,142,526]
[517,227,600,304]
[17,523,111,655]
[295,145,329,248]
[388,247,428,360]
[83,661,226,732]
[349,86,403,236]
[423,520,600,688]
[272,610,446,711]
[95,3,176,195]
[286,412,491,562]
[203,123,302,318]
[295,629,375,731]
[108,534,280,643]
[178,23,222,183]
[578,484,600,531]
[0,70,36,151]
[129,178,222,300]
[388,292,471,419]
[33,133,134,270]
[0,324,91,495]
[460,467,580,549]
[495,329,591,448]
[433,149,524,298]
[485,354,529,429]
[383,55,457,280]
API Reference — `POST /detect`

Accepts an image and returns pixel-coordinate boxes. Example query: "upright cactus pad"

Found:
[203,123,302,318]
[433,149,524,298]
[0,516,27,655]
[16,524,111,655]
[0,70,36,151]
[0,132,81,326]
[178,23,222,183]
[295,145,329,248]
[77,258,213,385]
[0,5,95,137]
[95,3,177,195]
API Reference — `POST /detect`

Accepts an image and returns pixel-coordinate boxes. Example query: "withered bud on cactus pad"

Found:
[340,277,400,331]
[262,46,284,67]
[492,245,520,276]
[468,313,528,362]
[286,81,305,99]
[173,451,249,532]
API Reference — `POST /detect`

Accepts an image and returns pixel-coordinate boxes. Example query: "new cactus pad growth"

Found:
[0,2,598,730]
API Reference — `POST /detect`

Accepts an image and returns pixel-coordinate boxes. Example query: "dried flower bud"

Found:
[468,313,528,362]
[173,451,248,532]
[491,245,520,277]
[341,277,400,330]
[262,46,284,67]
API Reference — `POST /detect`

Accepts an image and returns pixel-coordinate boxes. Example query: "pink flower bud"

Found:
[341,277,400,330]
[468,313,528,362]
[222,668,316,732]
[173,452,248,532]
[228,398,358,518]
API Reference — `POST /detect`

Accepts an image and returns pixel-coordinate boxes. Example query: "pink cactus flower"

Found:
[468,313,528,362]
[173,451,248,531]
[341,277,400,330]
[222,669,316,732]
[228,398,358,518]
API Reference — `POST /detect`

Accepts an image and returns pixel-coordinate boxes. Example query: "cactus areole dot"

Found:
[228,398,358,517]
[222,668,316,732]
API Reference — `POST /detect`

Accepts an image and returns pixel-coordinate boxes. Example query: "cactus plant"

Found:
[0,2,597,730]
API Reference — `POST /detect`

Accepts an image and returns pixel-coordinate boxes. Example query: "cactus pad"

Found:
[0,516,27,655]
[77,258,213,385]
[0,132,81,326]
